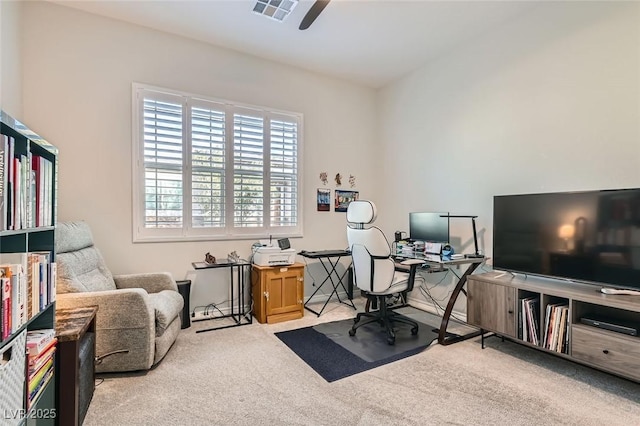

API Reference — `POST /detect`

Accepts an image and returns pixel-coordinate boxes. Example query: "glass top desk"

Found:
[394,252,487,345]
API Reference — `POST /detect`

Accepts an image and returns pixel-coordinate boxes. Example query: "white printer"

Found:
[253,246,296,266]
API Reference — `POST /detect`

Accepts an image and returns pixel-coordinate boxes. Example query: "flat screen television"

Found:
[493,188,640,290]
[409,212,449,243]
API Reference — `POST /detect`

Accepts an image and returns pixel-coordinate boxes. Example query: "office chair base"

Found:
[349,296,419,345]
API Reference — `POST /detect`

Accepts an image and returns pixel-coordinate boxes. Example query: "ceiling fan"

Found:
[299,0,331,30]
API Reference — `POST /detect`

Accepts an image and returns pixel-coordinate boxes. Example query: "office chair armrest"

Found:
[400,261,422,292]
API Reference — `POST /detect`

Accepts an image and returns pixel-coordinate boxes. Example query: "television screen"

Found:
[493,188,640,290]
[409,212,449,243]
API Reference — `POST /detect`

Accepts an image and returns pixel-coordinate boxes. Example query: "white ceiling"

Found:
[49,0,538,88]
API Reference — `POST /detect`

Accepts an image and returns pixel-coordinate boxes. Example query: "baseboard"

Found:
[406,296,467,324]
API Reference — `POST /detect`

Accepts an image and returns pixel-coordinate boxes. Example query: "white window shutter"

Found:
[133,84,303,242]
[142,97,183,228]
[191,104,226,228]
[269,118,298,227]
[233,112,264,228]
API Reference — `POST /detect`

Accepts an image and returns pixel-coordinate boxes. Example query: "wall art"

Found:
[335,190,359,212]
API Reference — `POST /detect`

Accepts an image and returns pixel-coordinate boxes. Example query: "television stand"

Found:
[467,272,640,382]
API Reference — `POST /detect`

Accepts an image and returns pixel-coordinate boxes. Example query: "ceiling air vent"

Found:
[253,0,299,22]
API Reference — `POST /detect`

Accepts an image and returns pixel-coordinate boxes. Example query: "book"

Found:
[28,343,56,375]
[543,303,562,350]
[49,262,57,303]
[6,135,13,230]
[7,263,25,333]
[26,328,56,356]
[28,356,53,389]
[27,253,41,318]
[28,363,54,407]
[556,306,569,353]
[527,298,540,345]
[0,135,7,231]
[1,273,10,339]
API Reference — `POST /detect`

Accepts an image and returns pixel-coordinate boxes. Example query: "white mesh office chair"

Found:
[346,200,423,345]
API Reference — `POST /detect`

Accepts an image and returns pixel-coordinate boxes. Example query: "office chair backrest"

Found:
[346,200,396,293]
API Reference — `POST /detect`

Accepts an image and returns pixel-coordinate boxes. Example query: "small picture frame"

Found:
[335,190,359,212]
[317,188,331,211]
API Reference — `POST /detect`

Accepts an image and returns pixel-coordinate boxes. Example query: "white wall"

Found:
[19,2,377,309]
[378,2,640,315]
[0,0,23,117]
[17,2,640,319]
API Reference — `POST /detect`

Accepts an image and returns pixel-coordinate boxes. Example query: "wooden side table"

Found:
[55,306,98,426]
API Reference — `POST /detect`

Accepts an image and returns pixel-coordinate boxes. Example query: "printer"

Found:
[253,245,296,266]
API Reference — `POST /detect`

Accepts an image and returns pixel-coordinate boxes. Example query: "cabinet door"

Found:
[265,268,302,316]
[467,279,517,337]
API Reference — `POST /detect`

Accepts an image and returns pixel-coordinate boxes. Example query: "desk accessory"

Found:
[600,288,640,296]
[278,238,291,250]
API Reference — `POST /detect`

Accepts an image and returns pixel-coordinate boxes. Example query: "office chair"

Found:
[346,200,423,345]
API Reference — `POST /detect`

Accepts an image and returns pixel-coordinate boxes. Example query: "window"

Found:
[132,83,303,242]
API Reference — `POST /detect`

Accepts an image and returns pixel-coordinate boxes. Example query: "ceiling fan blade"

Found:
[299,0,331,30]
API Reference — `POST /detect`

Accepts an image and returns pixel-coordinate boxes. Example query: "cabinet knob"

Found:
[603,349,609,355]
[264,291,269,301]
[508,310,514,314]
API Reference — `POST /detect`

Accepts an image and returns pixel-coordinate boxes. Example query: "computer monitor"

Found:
[409,212,450,243]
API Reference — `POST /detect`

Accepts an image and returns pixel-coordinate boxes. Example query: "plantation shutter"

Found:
[233,112,264,227]
[191,102,226,228]
[270,118,298,227]
[133,83,302,242]
[142,96,184,228]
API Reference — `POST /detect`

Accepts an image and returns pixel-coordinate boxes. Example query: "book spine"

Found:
[7,135,13,230]
[1,275,11,339]
[0,135,6,231]
[28,364,54,407]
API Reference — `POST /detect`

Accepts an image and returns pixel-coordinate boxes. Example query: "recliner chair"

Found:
[55,221,183,373]
[346,200,423,345]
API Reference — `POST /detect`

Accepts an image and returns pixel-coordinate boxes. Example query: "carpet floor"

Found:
[84,300,640,426]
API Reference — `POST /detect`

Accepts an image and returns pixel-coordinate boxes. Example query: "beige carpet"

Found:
[84,299,640,425]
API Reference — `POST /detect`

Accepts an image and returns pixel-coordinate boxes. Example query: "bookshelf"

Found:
[467,272,640,382]
[0,111,57,425]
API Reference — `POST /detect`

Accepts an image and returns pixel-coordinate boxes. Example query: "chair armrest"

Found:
[56,289,154,329]
[114,272,178,293]
[394,260,422,292]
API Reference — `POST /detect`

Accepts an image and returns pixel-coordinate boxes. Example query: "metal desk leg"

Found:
[196,263,252,333]
[304,256,356,317]
[437,261,482,346]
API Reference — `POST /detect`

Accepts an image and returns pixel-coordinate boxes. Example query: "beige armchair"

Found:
[55,221,183,373]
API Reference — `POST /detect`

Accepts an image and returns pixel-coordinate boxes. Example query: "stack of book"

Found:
[1,134,54,232]
[0,253,57,342]
[519,296,540,345]
[26,328,57,408]
[542,303,570,354]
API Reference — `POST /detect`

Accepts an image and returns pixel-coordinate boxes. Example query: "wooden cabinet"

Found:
[467,279,516,338]
[252,263,304,324]
[467,272,640,382]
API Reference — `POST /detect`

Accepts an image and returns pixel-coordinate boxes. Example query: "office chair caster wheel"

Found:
[411,327,418,335]
[349,328,356,337]
[387,336,395,345]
